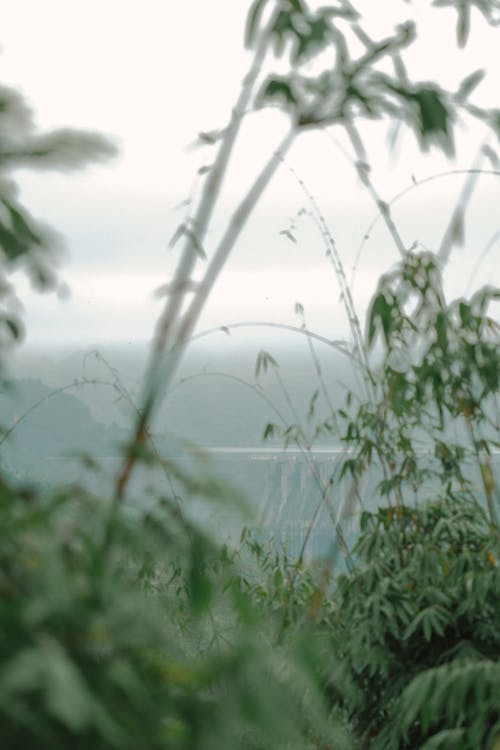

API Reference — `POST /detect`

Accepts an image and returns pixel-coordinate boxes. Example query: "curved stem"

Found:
[151,5,279,358]
[344,119,406,257]
[189,320,359,362]
[113,129,295,508]
[352,168,500,291]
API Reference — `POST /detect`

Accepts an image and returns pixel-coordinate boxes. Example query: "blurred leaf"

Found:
[259,77,298,108]
[367,291,392,348]
[188,536,213,615]
[168,222,186,249]
[280,228,296,243]
[413,86,452,144]
[456,68,485,101]
[255,349,278,376]
[0,198,42,262]
[2,316,23,340]
[457,2,471,46]
[481,143,499,167]
[1,129,117,171]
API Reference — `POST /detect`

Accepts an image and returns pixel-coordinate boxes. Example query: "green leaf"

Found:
[367,291,392,348]
[263,422,279,440]
[413,86,451,139]
[188,536,213,616]
[3,316,23,340]
[457,2,471,46]
[255,349,278,376]
[259,77,298,108]
[456,69,485,100]
[293,15,331,63]
[308,389,319,420]
[0,198,43,261]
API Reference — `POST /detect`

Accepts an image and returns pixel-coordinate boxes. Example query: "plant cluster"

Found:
[328,496,500,748]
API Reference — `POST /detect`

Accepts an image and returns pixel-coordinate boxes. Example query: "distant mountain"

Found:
[8,341,357,449]
[0,379,129,482]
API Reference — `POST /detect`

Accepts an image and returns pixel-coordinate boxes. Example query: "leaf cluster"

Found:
[0,474,346,749]
[326,496,500,748]
[340,250,500,516]
[248,0,500,157]
[0,83,116,363]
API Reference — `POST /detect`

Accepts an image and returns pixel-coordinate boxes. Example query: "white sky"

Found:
[2,0,500,350]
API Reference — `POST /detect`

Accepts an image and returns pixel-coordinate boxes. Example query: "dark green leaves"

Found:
[329,497,500,748]
[260,77,298,109]
[249,0,500,158]
[0,197,43,263]
[412,86,452,143]
[0,315,23,342]
[268,2,336,64]
[344,248,499,514]
[188,534,213,616]
[255,349,279,376]
[388,83,454,155]
[367,291,394,348]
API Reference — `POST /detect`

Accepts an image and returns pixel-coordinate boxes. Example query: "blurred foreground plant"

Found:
[0,474,348,749]
[0,82,116,364]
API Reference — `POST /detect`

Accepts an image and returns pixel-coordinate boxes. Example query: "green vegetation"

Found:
[1,1,500,748]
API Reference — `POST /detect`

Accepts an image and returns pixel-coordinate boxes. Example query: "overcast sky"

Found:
[2,0,500,352]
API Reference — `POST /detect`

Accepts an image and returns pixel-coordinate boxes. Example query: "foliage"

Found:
[0,82,116,363]
[0,474,346,749]
[340,250,500,519]
[327,496,500,748]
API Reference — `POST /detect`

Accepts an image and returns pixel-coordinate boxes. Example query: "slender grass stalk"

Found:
[113,129,295,508]
[151,5,279,356]
[109,7,283,512]
[88,351,179,504]
[296,306,337,425]
[462,411,499,529]
[171,364,350,565]
[190,321,358,363]
[466,227,500,294]
[169,370,289,432]
[352,168,500,290]
[438,144,486,264]
[344,118,407,258]
[281,158,373,401]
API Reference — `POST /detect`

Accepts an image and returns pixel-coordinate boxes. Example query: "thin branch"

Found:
[438,143,487,264]
[344,118,407,257]
[189,321,359,362]
[352,168,500,291]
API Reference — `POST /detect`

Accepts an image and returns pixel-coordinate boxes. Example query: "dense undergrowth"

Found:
[2,1,500,748]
